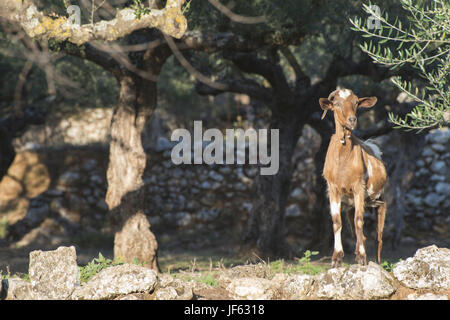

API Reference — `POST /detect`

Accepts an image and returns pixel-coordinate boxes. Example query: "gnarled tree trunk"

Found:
[242,107,304,259]
[105,31,171,268]
[106,74,159,269]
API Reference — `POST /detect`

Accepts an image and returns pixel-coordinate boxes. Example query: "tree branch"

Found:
[195,77,273,102]
[0,0,187,45]
[279,46,310,87]
[226,52,291,99]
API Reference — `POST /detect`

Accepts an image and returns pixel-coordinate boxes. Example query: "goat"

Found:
[319,89,387,267]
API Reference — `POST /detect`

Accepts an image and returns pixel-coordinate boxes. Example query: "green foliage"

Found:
[131,0,150,19]
[269,250,326,276]
[381,260,395,272]
[350,0,450,131]
[78,253,124,283]
[299,250,319,264]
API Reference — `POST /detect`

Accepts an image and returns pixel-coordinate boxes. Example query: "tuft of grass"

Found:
[172,271,220,287]
[78,253,124,283]
[268,250,328,276]
[381,259,401,273]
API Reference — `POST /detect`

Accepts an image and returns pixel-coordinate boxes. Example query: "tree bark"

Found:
[105,74,159,269]
[242,107,304,259]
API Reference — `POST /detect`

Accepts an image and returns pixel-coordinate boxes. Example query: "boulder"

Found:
[311,262,396,300]
[393,245,450,290]
[407,293,448,300]
[226,277,275,300]
[274,273,314,300]
[72,264,157,300]
[29,246,79,300]
[153,274,194,300]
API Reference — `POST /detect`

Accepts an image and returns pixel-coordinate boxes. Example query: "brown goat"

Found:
[319,89,387,267]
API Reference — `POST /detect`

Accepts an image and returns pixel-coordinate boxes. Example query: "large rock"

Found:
[311,262,396,300]
[393,245,450,290]
[29,246,79,300]
[274,273,314,300]
[72,264,157,300]
[226,277,275,300]
[153,274,194,300]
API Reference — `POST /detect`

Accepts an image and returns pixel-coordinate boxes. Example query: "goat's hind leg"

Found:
[376,201,386,264]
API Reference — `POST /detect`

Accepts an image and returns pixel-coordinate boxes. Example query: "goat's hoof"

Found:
[331,251,344,268]
[355,254,367,266]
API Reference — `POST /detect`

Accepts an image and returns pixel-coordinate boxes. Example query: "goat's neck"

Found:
[334,118,352,145]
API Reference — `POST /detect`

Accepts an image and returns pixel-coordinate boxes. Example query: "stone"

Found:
[29,246,79,300]
[285,204,301,218]
[435,182,450,195]
[226,277,275,300]
[153,274,194,300]
[430,160,446,174]
[1,278,33,300]
[393,245,450,290]
[290,187,306,201]
[57,171,81,187]
[154,287,178,300]
[423,193,444,207]
[407,293,448,300]
[155,137,172,152]
[312,262,396,300]
[208,171,224,182]
[72,264,157,300]
[430,143,446,153]
[277,273,314,300]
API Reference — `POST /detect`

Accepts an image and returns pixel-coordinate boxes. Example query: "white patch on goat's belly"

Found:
[367,184,374,196]
[330,201,341,216]
[334,227,343,252]
[367,160,373,177]
[338,89,351,99]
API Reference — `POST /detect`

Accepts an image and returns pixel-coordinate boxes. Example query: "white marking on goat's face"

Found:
[330,201,340,216]
[338,89,351,99]
[334,227,343,252]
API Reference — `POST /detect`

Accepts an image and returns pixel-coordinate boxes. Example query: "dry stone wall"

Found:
[2,107,449,250]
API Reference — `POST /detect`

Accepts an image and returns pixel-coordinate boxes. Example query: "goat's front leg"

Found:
[328,186,344,268]
[353,189,367,265]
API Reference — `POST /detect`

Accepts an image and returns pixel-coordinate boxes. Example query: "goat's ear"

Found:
[358,96,377,108]
[319,98,333,120]
[319,98,333,110]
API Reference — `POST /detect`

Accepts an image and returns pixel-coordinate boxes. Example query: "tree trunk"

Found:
[106,74,159,270]
[242,108,303,259]
[308,123,333,254]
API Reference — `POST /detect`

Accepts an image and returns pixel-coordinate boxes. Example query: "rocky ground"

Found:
[1,245,449,300]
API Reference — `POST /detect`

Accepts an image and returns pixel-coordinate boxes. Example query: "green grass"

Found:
[268,250,329,276]
[78,253,124,283]
[173,271,220,287]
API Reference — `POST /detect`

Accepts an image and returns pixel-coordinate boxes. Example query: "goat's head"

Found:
[319,89,378,131]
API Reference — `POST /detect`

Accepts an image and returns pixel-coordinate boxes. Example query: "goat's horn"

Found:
[328,89,339,101]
